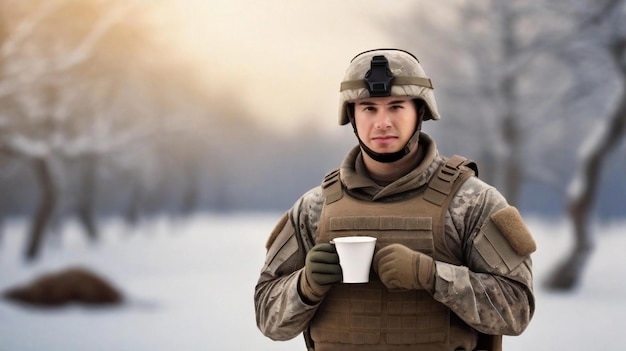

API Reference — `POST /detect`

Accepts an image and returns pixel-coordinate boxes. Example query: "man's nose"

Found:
[375,112,392,128]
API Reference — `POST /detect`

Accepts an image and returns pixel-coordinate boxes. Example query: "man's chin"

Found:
[369,146,401,154]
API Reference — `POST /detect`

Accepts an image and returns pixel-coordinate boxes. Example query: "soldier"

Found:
[254,48,536,351]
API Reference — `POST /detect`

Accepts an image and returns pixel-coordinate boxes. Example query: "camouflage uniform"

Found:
[255,133,535,349]
[255,48,535,350]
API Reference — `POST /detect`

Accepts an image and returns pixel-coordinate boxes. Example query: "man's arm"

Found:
[434,179,535,336]
[254,189,324,341]
[433,258,534,335]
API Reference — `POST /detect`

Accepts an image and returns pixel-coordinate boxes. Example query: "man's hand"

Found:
[373,243,435,292]
[299,243,342,303]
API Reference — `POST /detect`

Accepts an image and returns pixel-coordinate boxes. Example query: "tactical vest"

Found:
[309,155,483,351]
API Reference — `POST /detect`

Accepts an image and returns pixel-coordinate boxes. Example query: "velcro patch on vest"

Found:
[490,206,537,256]
[329,216,432,231]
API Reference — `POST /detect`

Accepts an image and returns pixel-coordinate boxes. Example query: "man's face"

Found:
[353,96,417,154]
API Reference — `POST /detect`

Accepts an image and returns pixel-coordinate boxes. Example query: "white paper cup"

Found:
[331,236,377,283]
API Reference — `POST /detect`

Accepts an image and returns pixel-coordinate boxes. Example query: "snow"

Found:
[0,213,624,350]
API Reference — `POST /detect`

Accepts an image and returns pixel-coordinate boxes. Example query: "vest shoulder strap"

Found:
[321,168,343,205]
[306,170,344,351]
[424,155,478,206]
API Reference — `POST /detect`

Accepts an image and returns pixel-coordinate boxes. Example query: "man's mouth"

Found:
[371,135,398,147]
[372,135,398,141]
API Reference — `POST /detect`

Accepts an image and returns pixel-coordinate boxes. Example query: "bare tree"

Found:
[391,1,578,206]
[545,0,626,289]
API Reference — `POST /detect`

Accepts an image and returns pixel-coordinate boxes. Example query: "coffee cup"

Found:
[331,236,377,283]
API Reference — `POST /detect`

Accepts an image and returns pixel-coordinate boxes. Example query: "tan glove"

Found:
[299,243,342,303]
[373,243,435,292]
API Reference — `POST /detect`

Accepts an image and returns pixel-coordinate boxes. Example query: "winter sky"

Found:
[165,0,424,133]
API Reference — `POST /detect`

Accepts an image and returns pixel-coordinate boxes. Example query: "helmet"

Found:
[338,48,440,125]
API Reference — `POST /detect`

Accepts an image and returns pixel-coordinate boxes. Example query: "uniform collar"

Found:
[340,132,442,201]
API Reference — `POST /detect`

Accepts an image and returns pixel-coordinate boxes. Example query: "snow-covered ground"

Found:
[0,213,624,351]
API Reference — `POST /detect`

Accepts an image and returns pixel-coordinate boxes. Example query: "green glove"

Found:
[299,243,342,303]
[373,243,435,292]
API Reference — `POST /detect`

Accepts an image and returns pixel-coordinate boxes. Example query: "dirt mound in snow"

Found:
[3,266,123,307]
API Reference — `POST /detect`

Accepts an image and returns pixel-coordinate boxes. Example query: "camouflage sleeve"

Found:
[254,187,323,341]
[432,177,535,336]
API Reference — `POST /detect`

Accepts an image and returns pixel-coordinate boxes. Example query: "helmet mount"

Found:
[364,55,394,97]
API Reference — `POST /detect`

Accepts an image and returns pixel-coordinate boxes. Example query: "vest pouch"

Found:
[311,282,450,346]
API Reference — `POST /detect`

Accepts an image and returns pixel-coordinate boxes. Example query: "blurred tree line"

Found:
[0,0,624,289]
[0,0,353,260]
[0,0,239,257]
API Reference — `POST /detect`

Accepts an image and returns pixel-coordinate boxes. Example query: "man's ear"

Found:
[414,99,426,123]
[347,103,358,135]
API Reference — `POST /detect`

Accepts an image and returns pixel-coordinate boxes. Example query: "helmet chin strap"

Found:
[356,133,417,163]
[349,101,425,164]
